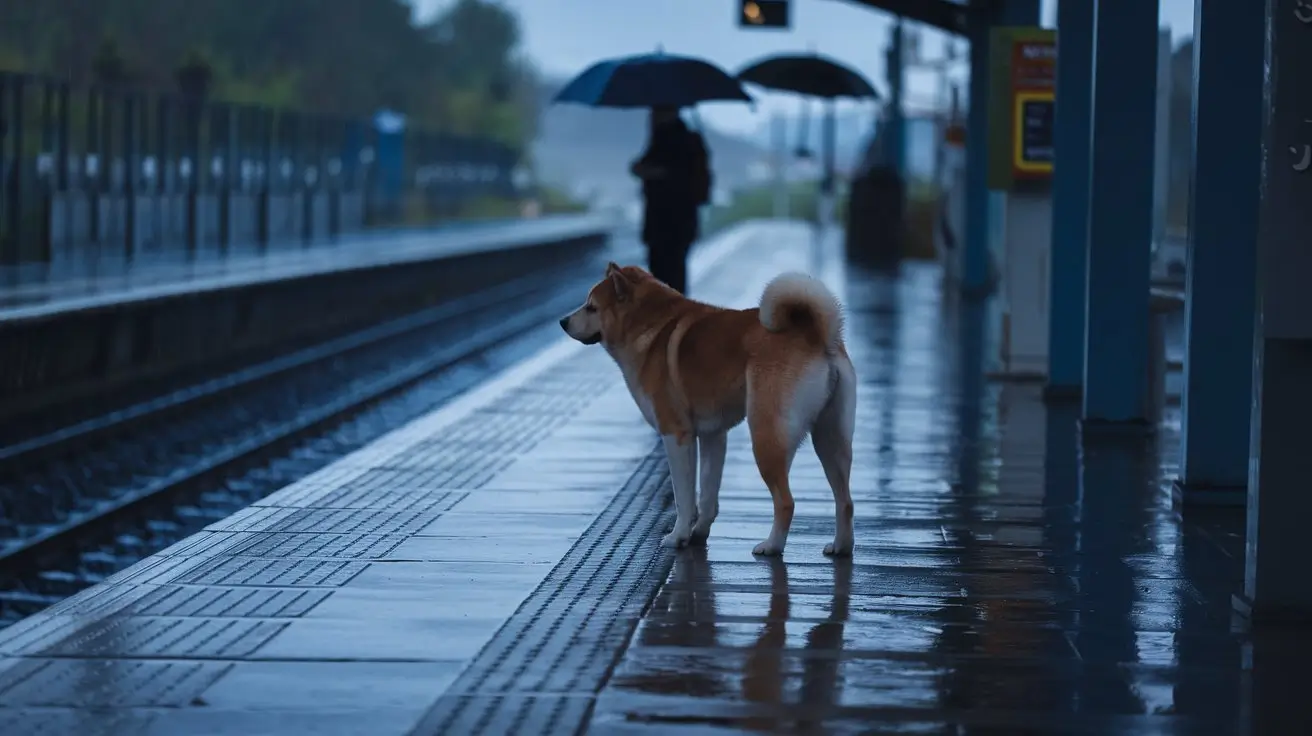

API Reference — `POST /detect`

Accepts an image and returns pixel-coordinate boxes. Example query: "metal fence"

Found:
[0,71,524,284]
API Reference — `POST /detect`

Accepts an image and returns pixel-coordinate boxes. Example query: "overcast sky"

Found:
[412,0,1195,135]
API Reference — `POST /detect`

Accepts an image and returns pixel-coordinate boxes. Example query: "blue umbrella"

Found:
[552,51,753,109]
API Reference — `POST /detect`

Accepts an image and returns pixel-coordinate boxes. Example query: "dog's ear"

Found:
[609,265,633,301]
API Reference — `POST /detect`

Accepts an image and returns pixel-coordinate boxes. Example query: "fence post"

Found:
[85,87,101,258]
[256,108,272,252]
[0,74,23,267]
[122,93,137,262]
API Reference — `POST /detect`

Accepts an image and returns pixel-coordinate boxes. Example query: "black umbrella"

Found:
[553,51,753,109]
[735,53,879,100]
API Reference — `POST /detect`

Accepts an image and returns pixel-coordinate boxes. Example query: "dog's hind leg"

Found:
[690,430,727,545]
[812,356,856,556]
[746,377,807,557]
[661,434,699,548]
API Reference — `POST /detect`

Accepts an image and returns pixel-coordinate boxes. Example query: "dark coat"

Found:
[636,119,704,249]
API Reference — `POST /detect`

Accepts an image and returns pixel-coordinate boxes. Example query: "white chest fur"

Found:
[619,364,659,428]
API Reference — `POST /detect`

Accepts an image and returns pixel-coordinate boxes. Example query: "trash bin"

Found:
[844,165,905,269]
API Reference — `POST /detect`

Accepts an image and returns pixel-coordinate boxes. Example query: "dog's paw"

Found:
[752,539,785,556]
[688,521,712,546]
[823,540,854,557]
[662,528,692,549]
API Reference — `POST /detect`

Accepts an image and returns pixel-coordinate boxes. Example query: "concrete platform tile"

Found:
[386,534,581,564]
[448,488,615,516]
[198,660,464,711]
[415,511,596,538]
[251,616,499,661]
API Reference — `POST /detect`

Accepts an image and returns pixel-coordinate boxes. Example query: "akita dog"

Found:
[559,263,856,557]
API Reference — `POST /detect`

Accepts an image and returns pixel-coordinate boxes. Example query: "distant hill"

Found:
[530,78,770,207]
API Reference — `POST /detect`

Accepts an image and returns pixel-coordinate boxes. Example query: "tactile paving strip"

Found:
[424,695,596,736]
[406,412,570,454]
[0,658,230,707]
[367,450,513,485]
[129,585,329,618]
[256,481,465,511]
[210,506,440,535]
[157,531,247,558]
[225,531,409,559]
[407,449,676,736]
[37,617,286,658]
[170,557,367,587]
[37,583,152,618]
[0,708,157,736]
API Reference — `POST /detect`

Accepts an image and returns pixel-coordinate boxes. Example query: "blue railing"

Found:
[0,71,525,281]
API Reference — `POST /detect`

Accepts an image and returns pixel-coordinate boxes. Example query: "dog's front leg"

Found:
[690,431,726,544]
[661,434,698,548]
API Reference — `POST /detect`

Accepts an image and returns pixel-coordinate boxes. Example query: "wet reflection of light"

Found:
[1128,432,1185,716]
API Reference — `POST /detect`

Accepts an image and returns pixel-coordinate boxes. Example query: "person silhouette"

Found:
[629,105,711,295]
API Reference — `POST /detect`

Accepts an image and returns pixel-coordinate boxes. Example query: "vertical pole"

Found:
[155,97,171,254]
[1081,0,1159,425]
[3,75,25,267]
[38,82,55,265]
[122,93,136,262]
[885,17,905,178]
[962,6,994,296]
[100,89,114,261]
[772,113,788,219]
[213,104,231,253]
[55,83,69,264]
[1236,0,1312,623]
[257,109,272,251]
[1046,0,1095,395]
[86,88,101,253]
[184,96,200,258]
[821,99,836,228]
[1151,29,1172,250]
[963,0,1040,296]
[1175,0,1262,501]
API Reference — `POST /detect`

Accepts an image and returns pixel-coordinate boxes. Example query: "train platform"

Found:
[0,214,616,324]
[0,213,616,430]
[0,220,1290,735]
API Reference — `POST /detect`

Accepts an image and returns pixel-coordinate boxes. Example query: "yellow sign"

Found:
[1012,90,1055,176]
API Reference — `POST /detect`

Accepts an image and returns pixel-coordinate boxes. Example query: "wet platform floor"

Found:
[0,220,1301,735]
[587,267,1292,734]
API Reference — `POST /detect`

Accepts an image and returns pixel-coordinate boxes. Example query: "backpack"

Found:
[688,130,713,206]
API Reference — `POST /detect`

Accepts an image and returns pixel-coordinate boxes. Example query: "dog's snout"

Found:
[558,316,569,331]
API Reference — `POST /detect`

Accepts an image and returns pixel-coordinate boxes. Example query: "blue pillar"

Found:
[1237,0,1312,624]
[1081,0,1159,424]
[962,0,1040,296]
[1175,0,1261,501]
[1045,0,1094,396]
[961,9,993,295]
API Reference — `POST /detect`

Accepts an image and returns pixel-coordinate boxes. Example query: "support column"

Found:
[962,0,1039,296]
[1236,0,1312,623]
[1174,0,1262,503]
[1081,0,1159,425]
[962,6,995,296]
[1045,0,1095,397]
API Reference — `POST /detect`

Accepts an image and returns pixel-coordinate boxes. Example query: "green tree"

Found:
[0,0,540,147]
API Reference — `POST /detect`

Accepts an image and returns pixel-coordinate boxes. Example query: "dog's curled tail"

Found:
[759,272,843,352]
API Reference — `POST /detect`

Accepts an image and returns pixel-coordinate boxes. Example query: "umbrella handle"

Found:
[795,97,811,155]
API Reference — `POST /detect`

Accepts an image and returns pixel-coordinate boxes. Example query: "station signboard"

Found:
[987,28,1056,190]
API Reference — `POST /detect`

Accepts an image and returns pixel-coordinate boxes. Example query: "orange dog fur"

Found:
[559,263,856,556]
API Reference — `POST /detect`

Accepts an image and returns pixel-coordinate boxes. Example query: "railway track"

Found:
[0,260,605,625]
